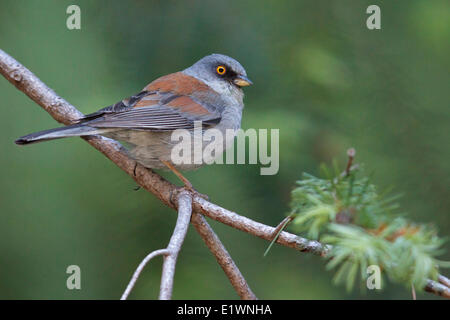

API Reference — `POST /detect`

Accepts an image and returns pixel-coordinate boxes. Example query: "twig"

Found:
[411,283,416,300]
[336,147,359,181]
[120,191,192,300]
[438,274,450,288]
[120,249,169,300]
[344,148,356,177]
[425,280,450,299]
[159,191,192,300]
[191,212,257,300]
[192,195,331,257]
[1,49,448,300]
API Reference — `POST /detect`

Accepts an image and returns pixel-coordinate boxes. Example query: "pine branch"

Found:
[289,151,450,294]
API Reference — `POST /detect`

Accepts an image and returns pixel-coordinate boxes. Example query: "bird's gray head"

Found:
[183,54,252,97]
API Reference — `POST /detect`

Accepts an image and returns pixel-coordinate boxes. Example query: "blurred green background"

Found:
[0,0,449,299]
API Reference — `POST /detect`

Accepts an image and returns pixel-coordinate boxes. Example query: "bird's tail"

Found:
[15,124,108,145]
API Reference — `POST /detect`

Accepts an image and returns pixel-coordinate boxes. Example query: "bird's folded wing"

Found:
[79,72,223,130]
[80,91,221,131]
[87,105,217,130]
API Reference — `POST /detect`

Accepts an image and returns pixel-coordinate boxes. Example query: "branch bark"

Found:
[425,280,450,299]
[191,213,257,300]
[159,191,193,299]
[438,274,450,288]
[120,191,192,300]
[120,249,169,300]
[192,195,330,257]
[1,48,448,300]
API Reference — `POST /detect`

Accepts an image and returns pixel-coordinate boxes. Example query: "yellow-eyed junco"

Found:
[15,54,252,190]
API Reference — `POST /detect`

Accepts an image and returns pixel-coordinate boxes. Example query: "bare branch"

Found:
[0,49,83,124]
[336,147,359,181]
[438,275,450,288]
[344,148,356,177]
[120,249,169,300]
[120,191,192,300]
[425,280,450,299]
[1,49,448,300]
[192,196,330,257]
[159,191,192,300]
[191,213,257,300]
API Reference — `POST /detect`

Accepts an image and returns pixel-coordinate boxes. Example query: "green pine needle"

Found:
[287,155,449,292]
[264,216,293,257]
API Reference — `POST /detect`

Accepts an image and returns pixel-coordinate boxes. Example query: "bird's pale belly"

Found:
[103,128,237,170]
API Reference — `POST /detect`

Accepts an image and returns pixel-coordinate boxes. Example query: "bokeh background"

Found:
[0,0,449,299]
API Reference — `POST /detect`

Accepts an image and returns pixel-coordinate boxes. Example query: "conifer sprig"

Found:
[289,149,449,291]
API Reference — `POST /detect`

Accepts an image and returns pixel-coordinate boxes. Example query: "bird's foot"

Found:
[160,159,209,201]
[182,182,209,201]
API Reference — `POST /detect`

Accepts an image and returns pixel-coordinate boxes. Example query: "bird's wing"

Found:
[80,72,221,130]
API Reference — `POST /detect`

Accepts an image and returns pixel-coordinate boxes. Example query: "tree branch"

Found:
[120,249,169,300]
[438,274,450,288]
[192,195,330,257]
[191,212,257,300]
[159,191,192,300]
[425,280,450,299]
[120,191,192,300]
[1,49,448,299]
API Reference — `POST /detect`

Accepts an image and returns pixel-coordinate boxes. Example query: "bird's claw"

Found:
[182,185,209,201]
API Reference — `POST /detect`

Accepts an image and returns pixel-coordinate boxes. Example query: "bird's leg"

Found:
[160,160,208,200]
[160,160,194,190]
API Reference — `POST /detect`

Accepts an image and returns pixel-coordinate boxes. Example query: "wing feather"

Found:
[80,72,222,130]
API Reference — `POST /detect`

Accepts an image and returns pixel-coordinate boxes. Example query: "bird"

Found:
[15,54,252,192]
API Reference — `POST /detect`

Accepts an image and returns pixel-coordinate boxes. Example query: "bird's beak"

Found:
[233,75,253,87]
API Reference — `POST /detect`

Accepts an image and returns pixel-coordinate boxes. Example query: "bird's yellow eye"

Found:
[216,65,226,75]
